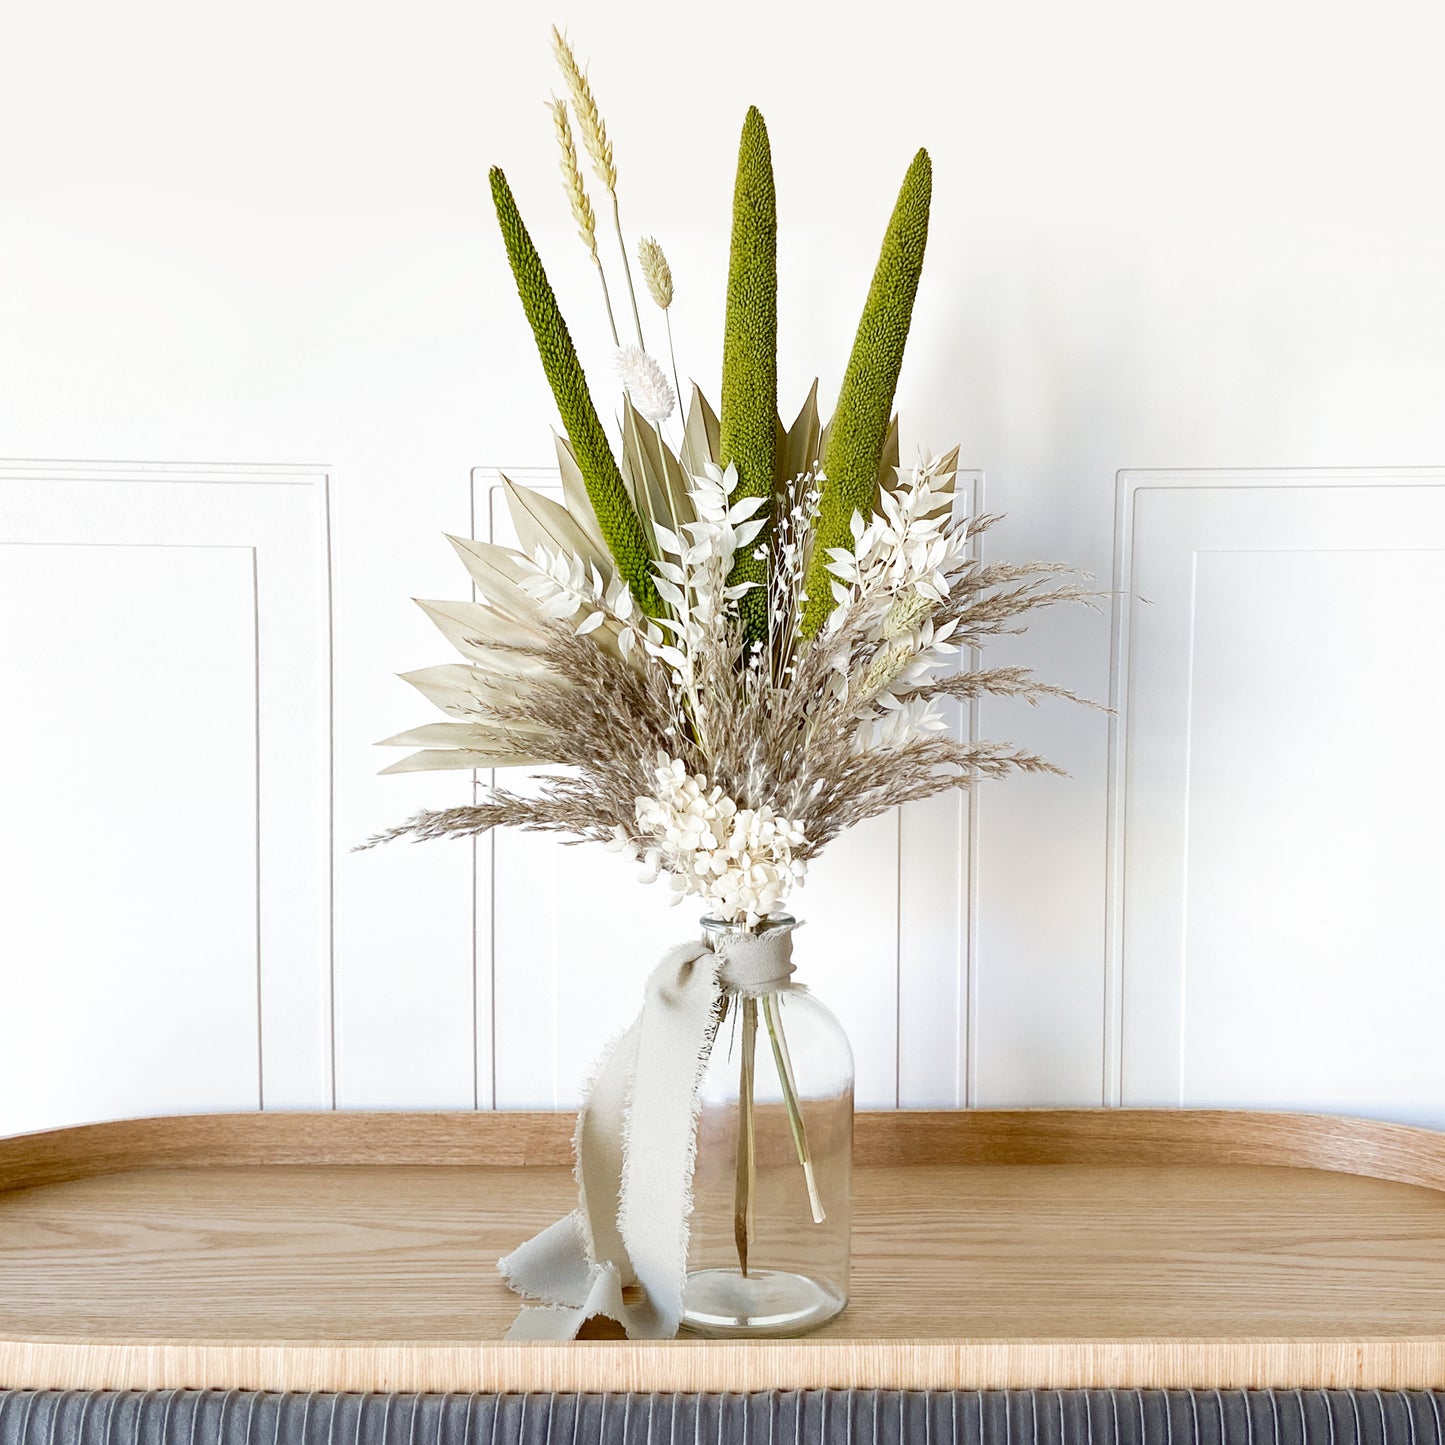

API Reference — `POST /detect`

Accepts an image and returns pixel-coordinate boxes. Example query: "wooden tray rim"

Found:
[5,1106,1445,1393]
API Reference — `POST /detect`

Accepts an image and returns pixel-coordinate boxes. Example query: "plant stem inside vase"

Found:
[734,995,757,1275]
[763,992,825,1224]
[732,989,825,1277]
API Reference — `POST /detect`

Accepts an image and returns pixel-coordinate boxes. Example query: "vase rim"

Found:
[699,912,798,936]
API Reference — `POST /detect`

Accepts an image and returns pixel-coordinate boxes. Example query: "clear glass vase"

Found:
[682,914,854,1337]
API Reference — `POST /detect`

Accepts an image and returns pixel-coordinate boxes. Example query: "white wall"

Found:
[3,0,1444,1134]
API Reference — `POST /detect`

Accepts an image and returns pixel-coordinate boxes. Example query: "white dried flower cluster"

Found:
[610,757,808,926]
[614,344,676,423]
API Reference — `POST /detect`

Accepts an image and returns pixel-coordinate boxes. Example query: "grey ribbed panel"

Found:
[0,1391,1443,1445]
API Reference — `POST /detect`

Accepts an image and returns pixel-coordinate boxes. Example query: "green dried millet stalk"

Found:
[719,107,778,646]
[489,166,661,617]
[802,148,932,637]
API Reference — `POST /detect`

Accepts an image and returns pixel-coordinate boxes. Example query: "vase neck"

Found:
[701,916,797,996]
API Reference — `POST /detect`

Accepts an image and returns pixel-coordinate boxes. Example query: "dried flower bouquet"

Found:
[368,48,1086,890]
[365,29,1090,1335]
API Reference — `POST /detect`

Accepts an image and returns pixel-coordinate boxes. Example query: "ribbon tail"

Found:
[617,943,724,1338]
[496,939,723,1341]
[497,1211,594,1308]
[574,1015,639,1282]
[504,1260,628,1340]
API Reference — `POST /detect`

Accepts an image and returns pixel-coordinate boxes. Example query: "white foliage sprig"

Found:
[645,462,766,752]
[516,542,654,660]
[825,453,971,623]
[817,454,975,752]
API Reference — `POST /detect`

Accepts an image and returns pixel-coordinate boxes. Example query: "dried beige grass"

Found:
[550,26,616,193]
[549,24,643,346]
[548,96,598,262]
[547,93,620,345]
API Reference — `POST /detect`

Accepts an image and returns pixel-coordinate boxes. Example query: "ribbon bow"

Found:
[499,927,796,1340]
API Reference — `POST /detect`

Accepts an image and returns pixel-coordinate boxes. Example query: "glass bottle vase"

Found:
[682,914,854,1337]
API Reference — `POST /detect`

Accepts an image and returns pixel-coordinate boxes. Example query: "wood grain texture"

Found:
[5,1109,1445,1391]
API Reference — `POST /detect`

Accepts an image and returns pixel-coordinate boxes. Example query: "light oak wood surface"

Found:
[3,1108,1445,1392]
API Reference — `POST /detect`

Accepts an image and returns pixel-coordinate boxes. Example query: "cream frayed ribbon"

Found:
[498,927,796,1340]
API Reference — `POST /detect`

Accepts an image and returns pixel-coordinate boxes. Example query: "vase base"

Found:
[680,1267,846,1337]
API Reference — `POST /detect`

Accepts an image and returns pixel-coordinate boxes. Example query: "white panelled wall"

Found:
[2,0,1445,1134]
[1111,470,1445,1125]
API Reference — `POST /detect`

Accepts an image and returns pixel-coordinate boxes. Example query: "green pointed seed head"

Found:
[489,166,661,616]
[803,148,932,637]
[719,106,779,645]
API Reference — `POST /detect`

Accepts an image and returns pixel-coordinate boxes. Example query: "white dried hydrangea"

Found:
[609,756,807,926]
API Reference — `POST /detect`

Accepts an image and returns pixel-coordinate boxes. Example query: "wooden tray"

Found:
[3,1108,1445,1393]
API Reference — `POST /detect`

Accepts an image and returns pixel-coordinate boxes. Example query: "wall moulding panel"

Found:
[1108,468,1445,1124]
[0,461,333,1136]
[472,466,982,1112]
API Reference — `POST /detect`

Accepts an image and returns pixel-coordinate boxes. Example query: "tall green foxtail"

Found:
[719,107,778,645]
[489,166,661,617]
[802,148,932,636]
